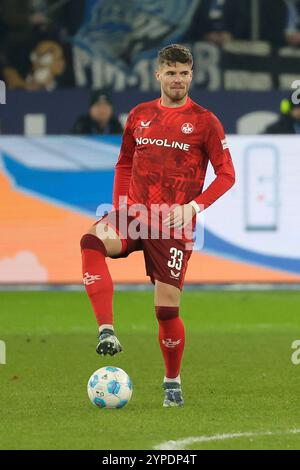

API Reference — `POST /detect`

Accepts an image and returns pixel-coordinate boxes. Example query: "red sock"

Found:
[80,234,113,327]
[155,306,185,379]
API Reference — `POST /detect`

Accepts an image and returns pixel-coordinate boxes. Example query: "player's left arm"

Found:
[164,114,235,229]
[191,112,235,213]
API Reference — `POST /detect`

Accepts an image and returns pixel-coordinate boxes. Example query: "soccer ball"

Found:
[87,366,133,409]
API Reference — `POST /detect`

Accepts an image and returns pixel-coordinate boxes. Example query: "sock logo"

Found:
[83,272,102,285]
[162,338,182,348]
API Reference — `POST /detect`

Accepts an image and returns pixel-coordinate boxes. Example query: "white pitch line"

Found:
[154,429,300,450]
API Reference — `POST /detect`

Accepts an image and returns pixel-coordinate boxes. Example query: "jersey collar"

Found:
[157,96,192,111]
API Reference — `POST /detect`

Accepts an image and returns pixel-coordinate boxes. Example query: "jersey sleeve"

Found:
[193,113,235,210]
[113,110,136,208]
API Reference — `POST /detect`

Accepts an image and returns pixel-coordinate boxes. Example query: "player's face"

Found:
[156,62,193,103]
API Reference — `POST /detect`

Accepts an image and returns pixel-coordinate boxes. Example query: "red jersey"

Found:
[113,97,235,210]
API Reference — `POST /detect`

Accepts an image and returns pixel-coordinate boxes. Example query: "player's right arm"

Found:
[113,110,136,208]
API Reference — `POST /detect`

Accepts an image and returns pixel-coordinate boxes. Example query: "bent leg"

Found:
[87,223,123,258]
[80,219,123,330]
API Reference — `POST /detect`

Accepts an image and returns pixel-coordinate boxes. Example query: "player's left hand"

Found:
[163,204,196,229]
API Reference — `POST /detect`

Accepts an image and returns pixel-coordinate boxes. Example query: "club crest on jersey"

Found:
[140,120,151,128]
[181,122,194,134]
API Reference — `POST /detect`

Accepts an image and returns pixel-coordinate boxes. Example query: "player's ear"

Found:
[155,70,161,82]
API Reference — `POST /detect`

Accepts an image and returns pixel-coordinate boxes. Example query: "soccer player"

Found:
[80,44,235,407]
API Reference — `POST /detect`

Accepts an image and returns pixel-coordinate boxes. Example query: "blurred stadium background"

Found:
[0,0,300,287]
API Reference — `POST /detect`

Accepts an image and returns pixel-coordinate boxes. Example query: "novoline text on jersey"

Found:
[135,137,190,151]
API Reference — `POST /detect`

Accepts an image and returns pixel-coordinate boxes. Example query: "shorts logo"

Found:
[162,338,182,348]
[170,269,180,280]
[141,120,151,128]
[83,272,102,285]
[181,122,193,134]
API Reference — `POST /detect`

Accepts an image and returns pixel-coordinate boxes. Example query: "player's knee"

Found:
[80,233,107,256]
[155,306,179,321]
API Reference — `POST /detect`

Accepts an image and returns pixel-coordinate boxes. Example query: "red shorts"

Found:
[94,207,193,290]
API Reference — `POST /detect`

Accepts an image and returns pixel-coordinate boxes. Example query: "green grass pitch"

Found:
[0,290,300,450]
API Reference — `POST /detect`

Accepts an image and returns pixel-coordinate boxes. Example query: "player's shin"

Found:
[80,234,114,329]
[155,306,185,380]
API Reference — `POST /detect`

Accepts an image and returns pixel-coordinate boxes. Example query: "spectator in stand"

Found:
[3,37,73,90]
[186,0,300,47]
[1,0,76,89]
[184,0,251,45]
[264,97,300,134]
[72,90,123,135]
[284,0,300,47]
[260,0,300,47]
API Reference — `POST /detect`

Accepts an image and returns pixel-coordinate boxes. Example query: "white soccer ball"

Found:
[87,366,133,409]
